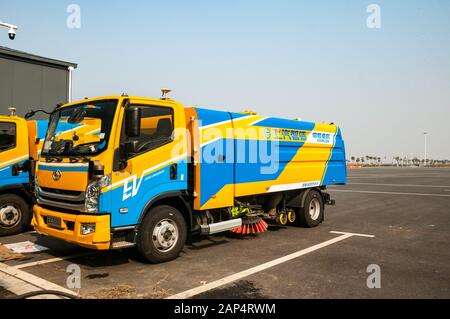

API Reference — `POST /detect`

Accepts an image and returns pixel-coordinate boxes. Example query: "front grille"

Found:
[40,187,83,197]
[37,186,86,211]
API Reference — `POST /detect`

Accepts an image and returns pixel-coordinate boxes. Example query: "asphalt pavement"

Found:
[1,167,449,299]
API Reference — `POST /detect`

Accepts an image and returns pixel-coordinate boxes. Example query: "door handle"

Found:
[12,161,29,176]
[170,164,178,180]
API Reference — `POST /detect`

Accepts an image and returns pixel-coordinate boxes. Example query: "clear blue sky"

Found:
[1,0,449,159]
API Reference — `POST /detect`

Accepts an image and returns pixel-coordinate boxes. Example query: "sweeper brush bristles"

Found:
[230,219,268,235]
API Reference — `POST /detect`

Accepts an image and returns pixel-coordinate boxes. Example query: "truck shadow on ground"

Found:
[27,226,285,268]
[30,233,236,268]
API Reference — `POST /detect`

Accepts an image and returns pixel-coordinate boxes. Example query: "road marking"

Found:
[348,182,450,188]
[329,231,375,238]
[347,174,444,179]
[329,189,450,197]
[14,252,96,269]
[0,262,77,298]
[166,231,374,299]
[0,271,46,297]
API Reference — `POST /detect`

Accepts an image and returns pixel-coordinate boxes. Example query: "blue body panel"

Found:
[104,159,188,227]
[322,128,347,185]
[195,108,347,208]
[36,120,49,140]
[0,159,29,188]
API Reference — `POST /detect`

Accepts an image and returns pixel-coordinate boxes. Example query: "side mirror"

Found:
[113,144,129,171]
[125,106,141,138]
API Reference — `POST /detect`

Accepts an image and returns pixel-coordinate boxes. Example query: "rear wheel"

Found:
[0,194,31,236]
[137,205,187,263]
[295,190,324,228]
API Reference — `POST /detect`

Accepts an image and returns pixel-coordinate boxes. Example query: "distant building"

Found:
[0,46,77,117]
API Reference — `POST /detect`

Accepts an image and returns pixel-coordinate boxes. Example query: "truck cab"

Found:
[32,96,189,255]
[0,111,45,236]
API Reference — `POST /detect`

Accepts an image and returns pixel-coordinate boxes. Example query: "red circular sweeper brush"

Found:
[230,217,268,235]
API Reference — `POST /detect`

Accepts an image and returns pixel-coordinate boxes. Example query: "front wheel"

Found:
[136,205,187,263]
[0,194,31,236]
[295,190,324,228]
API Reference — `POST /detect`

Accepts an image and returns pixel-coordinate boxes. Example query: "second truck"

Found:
[32,91,347,263]
[0,108,48,236]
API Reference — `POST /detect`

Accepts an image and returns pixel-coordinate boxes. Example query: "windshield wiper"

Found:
[42,154,63,162]
[67,147,90,161]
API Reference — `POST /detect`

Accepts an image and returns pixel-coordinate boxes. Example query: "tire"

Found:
[136,205,187,263]
[0,193,31,236]
[295,190,324,228]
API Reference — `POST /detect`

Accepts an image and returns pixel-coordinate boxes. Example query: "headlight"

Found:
[85,175,111,213]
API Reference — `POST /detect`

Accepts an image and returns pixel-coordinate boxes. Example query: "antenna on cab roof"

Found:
[8,107,16,116]
[241,110,257,115]
[161,88,172,100]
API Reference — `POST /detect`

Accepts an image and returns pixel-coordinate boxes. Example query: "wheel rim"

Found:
[152,219,179,252]
[0,205,21,228]
[309,198,321,220]
[287,211,296,223]
[279,213,288,225]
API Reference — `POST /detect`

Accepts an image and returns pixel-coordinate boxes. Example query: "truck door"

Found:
[193,108,235,210]
[109,102,188,228]
[0,119,29,188]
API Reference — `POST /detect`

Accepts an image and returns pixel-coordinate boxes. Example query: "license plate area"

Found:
[46,215,62,229]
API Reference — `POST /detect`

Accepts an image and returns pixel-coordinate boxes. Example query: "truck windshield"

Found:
[42,99,118,157]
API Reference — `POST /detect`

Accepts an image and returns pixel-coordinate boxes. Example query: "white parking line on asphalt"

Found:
[166,231,374,299]
[14,252,97,269]
[329,189,450,197]
[329,231,375,238]
[0,262,77,298]
[347,174,444,179]
[348,182,450,188]
[0,271,52,298]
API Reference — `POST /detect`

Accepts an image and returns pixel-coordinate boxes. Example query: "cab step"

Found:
[111,241,135,249]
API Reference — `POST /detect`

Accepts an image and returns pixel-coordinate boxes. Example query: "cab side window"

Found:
[126,105,174,156]
[0,122,16,152]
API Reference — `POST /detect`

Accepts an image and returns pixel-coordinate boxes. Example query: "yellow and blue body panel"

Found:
[193,108,347,210]
[0,116,30,189]
[0,117,47,190]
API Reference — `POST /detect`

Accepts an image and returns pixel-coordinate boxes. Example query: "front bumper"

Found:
[32,205,111,250]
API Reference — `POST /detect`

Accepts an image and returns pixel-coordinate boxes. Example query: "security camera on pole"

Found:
[0,20,18,41]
